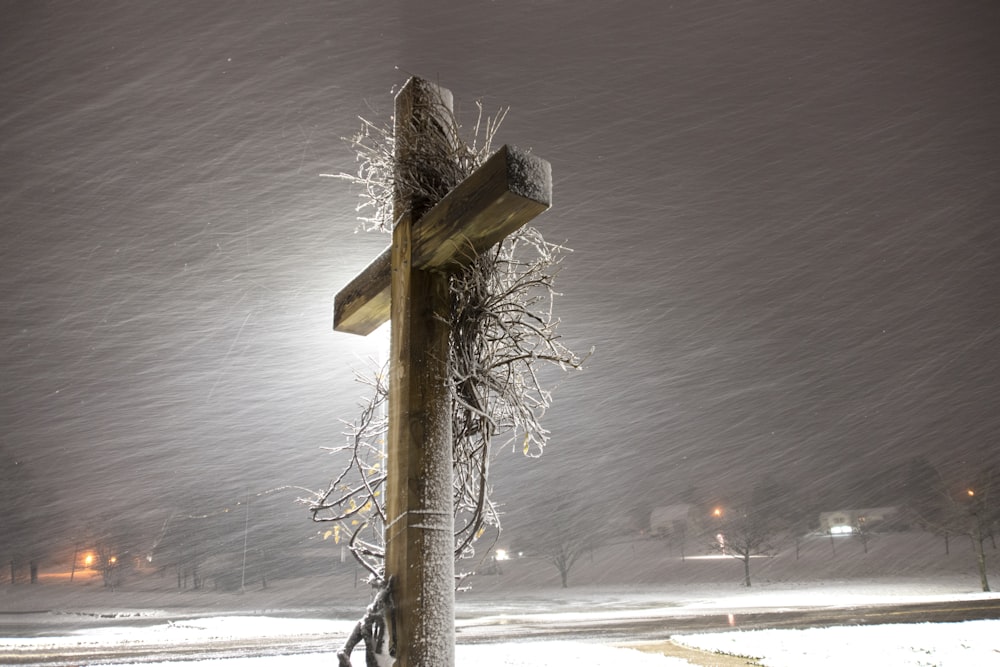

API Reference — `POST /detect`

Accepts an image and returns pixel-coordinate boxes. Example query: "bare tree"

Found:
[785,501,820,561]
[955,473,995,592]
[542,534,589,589]
[906,461,996,592]
[854,515,872,554]
[90,524,141,591]
[155,514,214,590]
[518,504,599,589]
[95,542,125,590]
[0,452,54,585]
[902,457,957,554]
[0,452,31,584]
[708,502,781,588]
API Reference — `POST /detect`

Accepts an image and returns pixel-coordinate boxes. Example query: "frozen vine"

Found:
[310,84,588,580]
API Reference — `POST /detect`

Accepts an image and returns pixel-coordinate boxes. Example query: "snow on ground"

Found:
[4,616,1000,666]
[675,620,1000,667]
[4,585,1000,666]
[1,615,684,666]
[1,616,353,652]
[69,642,687,667]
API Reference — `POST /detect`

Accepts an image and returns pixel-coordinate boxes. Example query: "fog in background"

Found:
[2,1,998,573]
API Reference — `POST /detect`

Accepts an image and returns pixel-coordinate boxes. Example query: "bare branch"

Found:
[313,88,588,579]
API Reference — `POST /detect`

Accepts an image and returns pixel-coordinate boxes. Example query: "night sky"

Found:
[2,1,998,545]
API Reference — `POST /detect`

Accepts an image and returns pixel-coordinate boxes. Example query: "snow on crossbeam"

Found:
[333,144,552,336]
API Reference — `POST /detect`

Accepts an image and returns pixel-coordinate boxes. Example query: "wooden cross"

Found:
[333,78,552,667]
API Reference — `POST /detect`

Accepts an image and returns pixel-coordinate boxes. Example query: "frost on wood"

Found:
[507,146,552,207]
[310,85,587,649]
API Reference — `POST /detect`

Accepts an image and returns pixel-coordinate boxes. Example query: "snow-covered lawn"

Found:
[674,619,1000,666]
[3,616,999,666]
[3,583,999,666]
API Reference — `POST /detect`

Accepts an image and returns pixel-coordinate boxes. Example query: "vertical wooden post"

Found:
[333,77,552,666]
[386,78,456,667]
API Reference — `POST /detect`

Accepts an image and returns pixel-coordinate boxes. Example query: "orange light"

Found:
[83,554,94,566]
[967,489,975,497]
[109,556,117,564]
[713,508,723,518]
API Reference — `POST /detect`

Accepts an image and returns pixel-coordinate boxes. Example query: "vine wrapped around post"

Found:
[308,81,589,663]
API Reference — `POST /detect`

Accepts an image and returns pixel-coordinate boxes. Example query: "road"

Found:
[456,597,1000,644]
[3,598,999,665]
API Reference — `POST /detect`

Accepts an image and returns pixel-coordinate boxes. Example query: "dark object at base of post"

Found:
[337,576,396,667]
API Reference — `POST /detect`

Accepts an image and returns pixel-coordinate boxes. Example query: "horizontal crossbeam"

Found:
[333,144,551,335]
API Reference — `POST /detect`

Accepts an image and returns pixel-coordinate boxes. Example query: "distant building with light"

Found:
[819,507,901,535]
[649,504,697,537]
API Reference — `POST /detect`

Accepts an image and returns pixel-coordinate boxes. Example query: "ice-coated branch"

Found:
[307,363,388,573]
[314,87,588,581]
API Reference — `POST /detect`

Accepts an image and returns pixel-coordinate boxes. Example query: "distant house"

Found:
[649,504,695,538]
[819,507,901,535]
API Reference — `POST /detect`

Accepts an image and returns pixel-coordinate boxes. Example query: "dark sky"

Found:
[2,1,998,539]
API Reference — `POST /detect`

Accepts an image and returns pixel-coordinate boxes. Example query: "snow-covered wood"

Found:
[333,77,554,667]
[333,145,551,336]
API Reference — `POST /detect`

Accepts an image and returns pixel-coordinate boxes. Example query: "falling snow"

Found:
[2,0,999,640]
